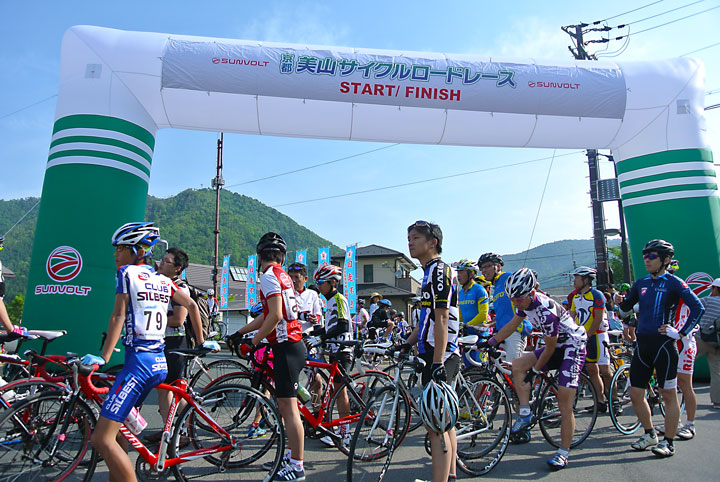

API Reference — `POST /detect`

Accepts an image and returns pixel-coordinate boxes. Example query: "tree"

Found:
[608,246,633,287]
[6,294,24,324]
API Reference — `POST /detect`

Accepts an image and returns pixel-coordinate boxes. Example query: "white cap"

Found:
[712,278,720,288]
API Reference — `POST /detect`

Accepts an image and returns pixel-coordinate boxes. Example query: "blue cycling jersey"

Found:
[491,271,532,335]
[620,273,704,336]
[458,281,488,326]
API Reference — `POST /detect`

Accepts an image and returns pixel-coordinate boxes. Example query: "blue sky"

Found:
[1,1,719,270]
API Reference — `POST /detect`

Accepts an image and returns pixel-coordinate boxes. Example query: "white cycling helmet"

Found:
[571,266,597,279]
[419,380,459,434]
[505,268,536,298]
[207,288,215,296]
[313,264,343,283]
[112,222,160,247]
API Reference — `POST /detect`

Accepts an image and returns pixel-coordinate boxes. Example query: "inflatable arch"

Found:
[25,26,718,353]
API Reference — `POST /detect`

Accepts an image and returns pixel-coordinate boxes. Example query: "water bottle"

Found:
[124,407,148,435]
[297,385,311,403]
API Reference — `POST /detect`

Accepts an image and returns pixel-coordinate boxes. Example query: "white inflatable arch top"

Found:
[57,26,708,161]
[24,26,718,356]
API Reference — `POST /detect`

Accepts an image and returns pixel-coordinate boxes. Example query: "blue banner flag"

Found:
[247,255,258,309]
[219,255,230,309]
[295,250,307,265]
[343,245,357,315]
[318,247,330,266]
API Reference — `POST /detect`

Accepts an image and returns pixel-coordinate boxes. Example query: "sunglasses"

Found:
[287,266,305,271]
[408,220,439,239]
[643,253,660,260]
[316,280,327,285]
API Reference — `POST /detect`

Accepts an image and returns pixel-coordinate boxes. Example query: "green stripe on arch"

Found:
[621,182,717,200]
[619,169,716,188]
[615,148,713,176]
[47,149,150,176]
[49,136,153,163]
[52,114,155,151]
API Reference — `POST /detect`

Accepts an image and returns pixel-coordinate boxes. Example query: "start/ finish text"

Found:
[339,82,461,101]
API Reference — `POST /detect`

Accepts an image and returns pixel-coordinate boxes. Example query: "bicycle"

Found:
[0,349,286,481]
[209,313,228,341]
[475,344,598,448]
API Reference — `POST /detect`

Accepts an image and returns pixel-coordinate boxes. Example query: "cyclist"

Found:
[368,292,382,317]
[403,220,460,482]
[307,264,354,448]
[367,298,395,341]
[615,239,704,457]
[81,222,214,482]
[568,266,615,413]
[665,259,699,440]
[454,259,489,365]
[478,253,532,362]
[205,288,219,320]
[352,298,370,339]
[481,268,587,469]
[287,262,323,334]
[229,232,307,480]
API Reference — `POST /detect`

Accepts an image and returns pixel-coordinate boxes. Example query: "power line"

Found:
[522,150,556,267]
[2,200,40,238]
[614,0,706,28]
[225,143,399,188]
[505,249,596,262]
[593,1,665,24]
[612,4,720,40]
[681,41,720,56]
[0,95,57,121]
[271,151,583,208]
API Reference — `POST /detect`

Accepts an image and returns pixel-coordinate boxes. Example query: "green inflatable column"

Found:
[617,148,719,378]
[23,114,156,359]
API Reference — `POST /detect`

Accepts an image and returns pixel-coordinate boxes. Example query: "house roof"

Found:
[0,265,15,278]
[331,244,417,269]
[184,263,247,311]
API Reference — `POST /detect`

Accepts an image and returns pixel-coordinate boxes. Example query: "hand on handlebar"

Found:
[305,336,323,349]
[202,340,221,352]
[12,325,28,337]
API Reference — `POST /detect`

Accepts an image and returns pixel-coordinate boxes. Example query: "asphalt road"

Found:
[87,376,720,482]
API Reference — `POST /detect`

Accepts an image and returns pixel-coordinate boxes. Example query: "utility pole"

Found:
[211,133,225,295]
[562,24,611,290]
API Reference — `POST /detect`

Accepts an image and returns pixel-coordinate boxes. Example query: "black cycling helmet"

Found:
[256,232,287,254]
[478,252,504,267]
[642,239,674,258]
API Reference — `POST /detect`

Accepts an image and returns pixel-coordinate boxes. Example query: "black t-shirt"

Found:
[368,308,389,328]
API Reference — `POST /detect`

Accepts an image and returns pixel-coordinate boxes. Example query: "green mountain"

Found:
[0,189,341,302]
[503,238,621,289]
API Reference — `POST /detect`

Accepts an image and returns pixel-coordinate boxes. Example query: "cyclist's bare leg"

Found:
[448,427,457,476]
[557,386,576,450]
[629,386,653,430]
[660,388,680,439]
[334,380,350,425]
[677,373,696,422]
[511,352,537,406]
[600,364,615,401]
[585,362,605,403]
[277,397,304,460]
[310,372,323,412]
[428,430,453,482]
[91,416,136,482]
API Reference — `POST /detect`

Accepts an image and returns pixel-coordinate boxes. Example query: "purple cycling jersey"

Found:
[516,291,587,347]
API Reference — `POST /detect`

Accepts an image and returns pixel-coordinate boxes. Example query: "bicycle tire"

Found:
[188,358,249,393]
[538,371,597,448]
[346,385,411,482]
[0,390,98,481]
[211,321,227,340]
[0,377,66,408]
[454,376,511,476]
[609,364,640,434]
[170,383,285,481]
[327,370,403,456]
[386,362,424,433]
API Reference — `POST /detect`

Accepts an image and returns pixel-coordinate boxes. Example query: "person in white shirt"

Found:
[368,292,382,317]
[353,298,370,339]
[287,263,324,333]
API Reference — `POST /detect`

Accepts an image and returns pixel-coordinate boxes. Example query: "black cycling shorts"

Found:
[329,351,354,374]
[272,340,307,398]
[420,347,461,387]
[163,336,188,384]
[630,334,678,390]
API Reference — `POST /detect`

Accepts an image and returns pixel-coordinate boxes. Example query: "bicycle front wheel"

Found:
[455,376,511,476]
[188,358,249,393]
[0,390,97,481]
[347,385,411,482]
[609,364,641,434]
[170,384,285,482]
[538,372,597,448]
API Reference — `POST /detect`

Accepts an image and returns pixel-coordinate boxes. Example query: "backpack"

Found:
[183,283,211,348]
[699,315,720,347]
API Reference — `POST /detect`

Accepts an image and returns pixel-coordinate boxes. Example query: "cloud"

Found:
[238,3,349,46]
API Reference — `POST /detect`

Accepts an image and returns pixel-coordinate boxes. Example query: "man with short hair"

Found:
[403,220,460,482]
[287,263,323,333]
[478,253,532,362]
[696,278,720,409]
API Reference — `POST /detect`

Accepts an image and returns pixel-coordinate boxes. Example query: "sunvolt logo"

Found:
[46,246,83,282]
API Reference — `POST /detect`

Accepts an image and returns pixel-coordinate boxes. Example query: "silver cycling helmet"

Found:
[419,380,459,434]
[505,268,537,298]
[571,266,597,279]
